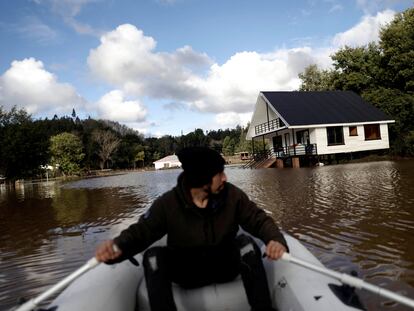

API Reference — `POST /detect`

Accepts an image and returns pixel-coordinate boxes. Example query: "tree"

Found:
[179,128,210,148]
[380,8,414,92]
[222,136,236,155]
[92,130,121,170]
[235,125,253,153]
[298,64,334,91]
[135,150,145,168]
[330,44,382,94]
[157,135,178,157]
[362,88,414,155]
[0,106,49,179]
[49,132,84,175]
[112,133,145,169]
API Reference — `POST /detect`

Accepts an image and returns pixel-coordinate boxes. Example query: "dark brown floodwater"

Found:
[1,160,414,311]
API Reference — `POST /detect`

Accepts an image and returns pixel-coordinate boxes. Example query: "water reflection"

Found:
[1,161,414,311]
[0,181,148,310]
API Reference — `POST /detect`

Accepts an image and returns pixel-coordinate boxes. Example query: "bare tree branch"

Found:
[92,130,120,170]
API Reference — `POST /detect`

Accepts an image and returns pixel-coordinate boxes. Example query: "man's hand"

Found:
[95,240,122,263]
[265,240,287,260]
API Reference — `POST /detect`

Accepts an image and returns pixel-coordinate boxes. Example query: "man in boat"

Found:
[96,146,288,311]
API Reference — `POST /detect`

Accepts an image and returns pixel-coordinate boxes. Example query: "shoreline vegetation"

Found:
[2,155,412,187]
[1,7,413,184]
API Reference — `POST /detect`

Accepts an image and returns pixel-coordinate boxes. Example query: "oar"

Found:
[14,257,100,311]
[281,253,414,309]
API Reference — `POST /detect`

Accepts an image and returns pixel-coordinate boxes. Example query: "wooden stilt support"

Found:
[276,158,284,168]
[292,157,300,168]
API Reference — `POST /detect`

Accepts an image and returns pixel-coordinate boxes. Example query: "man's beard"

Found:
[205,182,225,195]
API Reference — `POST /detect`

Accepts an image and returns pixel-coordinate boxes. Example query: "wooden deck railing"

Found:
[242,144,318,169]
[254,118,284,135]
[273,143,318,157]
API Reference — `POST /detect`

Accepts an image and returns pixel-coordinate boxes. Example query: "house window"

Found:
[296,130,310,145]
[327,126,344,145]
[364,124,381,140]
[349,126,358,136]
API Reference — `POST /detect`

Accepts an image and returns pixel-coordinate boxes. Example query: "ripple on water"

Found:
[1,162,414,310]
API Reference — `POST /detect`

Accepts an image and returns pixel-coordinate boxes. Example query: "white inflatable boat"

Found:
[45,233,365,311]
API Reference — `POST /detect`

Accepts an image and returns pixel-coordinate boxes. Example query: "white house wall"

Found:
[154,161,182,170]
[268,124,390,155]
[247,96,280,139]
[314,124,390,155]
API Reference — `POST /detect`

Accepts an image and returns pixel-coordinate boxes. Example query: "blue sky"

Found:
[0,0,412,137]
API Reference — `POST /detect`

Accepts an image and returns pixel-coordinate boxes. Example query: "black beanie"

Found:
[177,147,225,188]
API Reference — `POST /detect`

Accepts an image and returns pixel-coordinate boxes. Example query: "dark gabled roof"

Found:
[261,91,393,126]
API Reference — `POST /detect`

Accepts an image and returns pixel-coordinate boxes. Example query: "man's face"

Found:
[208,171,227,194]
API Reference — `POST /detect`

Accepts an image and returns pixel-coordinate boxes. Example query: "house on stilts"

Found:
[245,91,395,168]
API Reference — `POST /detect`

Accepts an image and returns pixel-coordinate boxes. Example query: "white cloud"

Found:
[88,24,211,100]
[88,25,329,116]
[86,9,396,132]
[332,10,395,47]
[189,48,330,113]
[215,112,252,128]
[97,90,147,123]
[0,58,85,116]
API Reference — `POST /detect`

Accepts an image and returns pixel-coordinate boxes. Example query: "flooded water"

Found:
[1,160,414,311]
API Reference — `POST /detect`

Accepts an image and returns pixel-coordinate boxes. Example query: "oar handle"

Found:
[14,257,100,311]
[281,253,414,309]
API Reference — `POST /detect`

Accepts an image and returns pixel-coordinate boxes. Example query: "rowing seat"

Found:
[136,275,250,311]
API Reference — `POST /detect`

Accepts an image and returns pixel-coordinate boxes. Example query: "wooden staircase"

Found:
[255,157,277,168]
[242,150,276,169]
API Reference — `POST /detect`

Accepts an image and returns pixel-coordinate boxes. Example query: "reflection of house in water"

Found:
[153,155,182,170]
[235,152,251,161]
[224,152,251,165]
[246,91,395,168]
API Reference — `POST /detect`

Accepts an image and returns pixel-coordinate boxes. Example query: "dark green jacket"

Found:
[114,174,288,260]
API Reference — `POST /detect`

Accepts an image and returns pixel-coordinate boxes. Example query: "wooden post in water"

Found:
[292,157,300,168]
[276,158,284,168]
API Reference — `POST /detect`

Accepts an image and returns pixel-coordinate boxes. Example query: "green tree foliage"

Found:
[1,105,256,177]
[331,43,383,93]
[236,124,253,153]
[298,64,335,91]
[298,7,414,155]
[222,136,236,155]
[380,8,414,92]
[135,150,145,168]
[362,88,414,155]
[0,107,49,179]
[114,134,145,169]
[405,130,414,156]
[179,128,210,148]
[157,135,178,156]
[49,132,85,175]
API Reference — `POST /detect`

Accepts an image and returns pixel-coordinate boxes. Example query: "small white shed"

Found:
[153,155,182,170]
